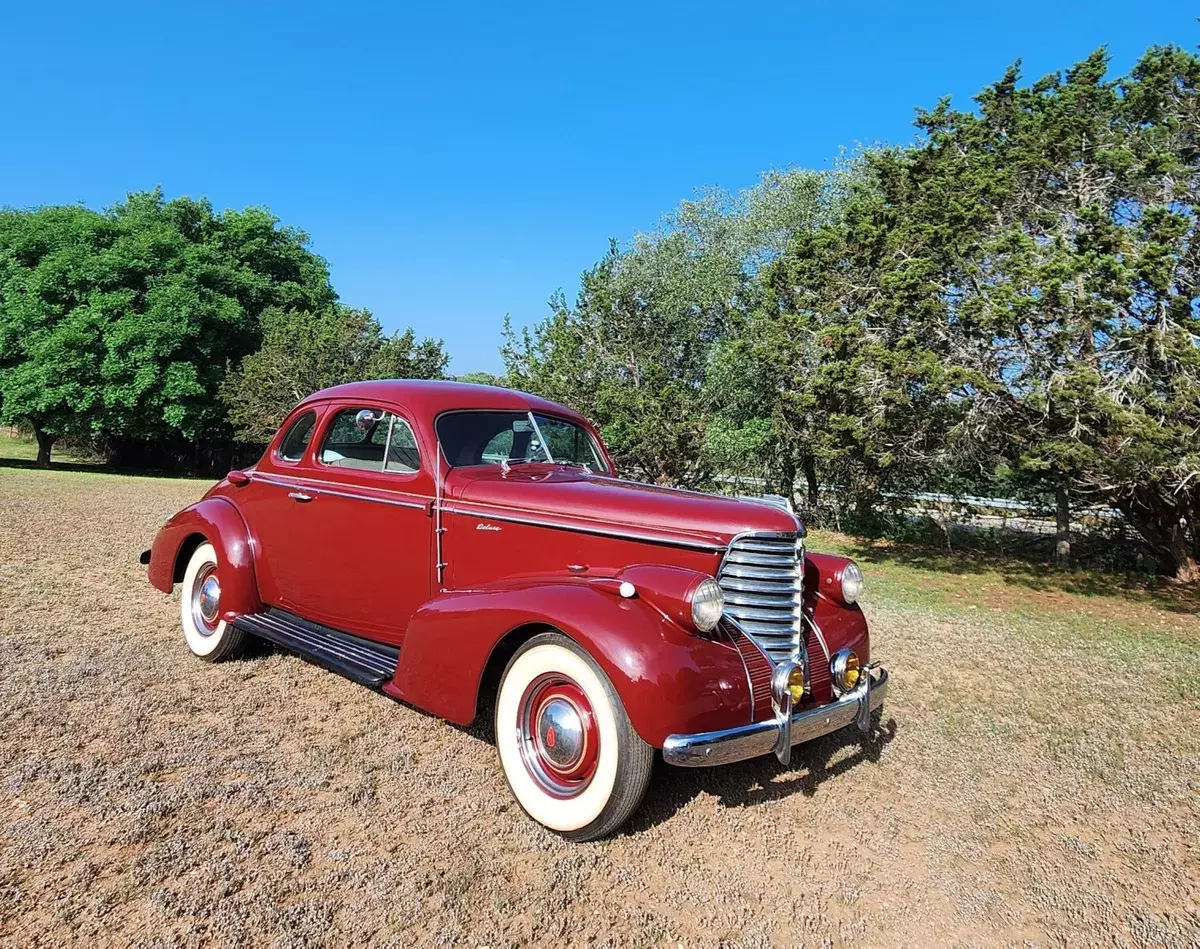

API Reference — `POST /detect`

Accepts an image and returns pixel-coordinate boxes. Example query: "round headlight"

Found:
[690,577,725,632]
[840,561,863,604]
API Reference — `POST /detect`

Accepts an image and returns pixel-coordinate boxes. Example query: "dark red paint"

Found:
[147,380,870,747]
[148,496,262,622]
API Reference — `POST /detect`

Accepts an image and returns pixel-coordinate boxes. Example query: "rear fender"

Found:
[388,580,752,748]
[147,497,262,622]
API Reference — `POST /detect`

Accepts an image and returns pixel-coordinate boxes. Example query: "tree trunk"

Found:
[1168,527,1200,584]
[802,454,819,509]
[1171,547,1200,583]
[1113,490,1198,581]
[33,425,56,468]
[1055,480,1071,566]
[777,456,796,508]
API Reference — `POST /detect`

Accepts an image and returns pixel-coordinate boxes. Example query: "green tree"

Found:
[0,189,335,466]
[505,44,1200,581]
[504,225,740,485]
[220,306,447,443]
[455,370,503,386]
[504,169,845,487]
[895,47,1200,577]
[703,162,868,511]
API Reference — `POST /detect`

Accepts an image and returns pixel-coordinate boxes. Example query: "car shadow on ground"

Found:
[252,644,898,835]
[623,714,898,835]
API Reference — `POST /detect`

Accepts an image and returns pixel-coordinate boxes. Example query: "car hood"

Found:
[447,464,800,548]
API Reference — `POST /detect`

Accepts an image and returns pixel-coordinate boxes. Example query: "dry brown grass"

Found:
[1,467,1197,948]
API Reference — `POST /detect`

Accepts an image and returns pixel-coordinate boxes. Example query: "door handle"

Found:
[288,491,314,503]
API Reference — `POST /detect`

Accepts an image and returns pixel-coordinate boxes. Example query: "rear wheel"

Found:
[180,542,249,662]
[495,631,653,841]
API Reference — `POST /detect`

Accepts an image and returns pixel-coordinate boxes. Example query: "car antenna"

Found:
[435,440,447,587]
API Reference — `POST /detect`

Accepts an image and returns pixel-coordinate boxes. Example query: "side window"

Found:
[277,411,317,463]
[319,407,420,474]
[482,428,514,464]
[384,417,420,473]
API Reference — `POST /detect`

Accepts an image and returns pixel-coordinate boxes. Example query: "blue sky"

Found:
[1,2,1196,374]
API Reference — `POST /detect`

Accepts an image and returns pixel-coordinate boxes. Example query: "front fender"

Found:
[147,497,262,622]
[808,593,870,665]
[389,580,752,748]
[805,552,870,661]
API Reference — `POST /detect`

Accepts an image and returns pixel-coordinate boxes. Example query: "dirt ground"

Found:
[1,468,1197,948]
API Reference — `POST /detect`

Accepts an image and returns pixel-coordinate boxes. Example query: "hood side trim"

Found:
[442,504,726,552]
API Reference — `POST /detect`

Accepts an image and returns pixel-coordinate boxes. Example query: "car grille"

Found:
[804,620,833,704]
[717,532,805,666]
[720,618,775,721]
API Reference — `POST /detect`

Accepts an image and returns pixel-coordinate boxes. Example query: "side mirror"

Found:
[227,470,251,486]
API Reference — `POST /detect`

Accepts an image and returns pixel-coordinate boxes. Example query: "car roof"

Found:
[300,379,589,424]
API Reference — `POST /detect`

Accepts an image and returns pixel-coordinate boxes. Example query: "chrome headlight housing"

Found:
[830,648,861,693]
[840,561,863,604]
[690,577,725,632]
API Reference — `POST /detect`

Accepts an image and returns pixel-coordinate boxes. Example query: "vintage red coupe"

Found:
[144,380,887,840]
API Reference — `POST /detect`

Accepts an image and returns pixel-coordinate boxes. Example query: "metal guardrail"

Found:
[713,477,1123,522]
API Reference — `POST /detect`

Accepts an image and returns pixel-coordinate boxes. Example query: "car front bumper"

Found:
[661,667,889,768]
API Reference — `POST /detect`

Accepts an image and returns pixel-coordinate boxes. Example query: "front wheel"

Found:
[495,632,653,841]
[179,542,249,662]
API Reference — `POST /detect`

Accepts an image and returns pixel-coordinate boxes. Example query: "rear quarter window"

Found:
[277,411,317,462]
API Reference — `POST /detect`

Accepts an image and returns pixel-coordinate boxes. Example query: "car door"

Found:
[235,403,328,609]
[285,401,434,644]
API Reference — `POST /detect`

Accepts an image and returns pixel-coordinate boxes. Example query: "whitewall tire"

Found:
[180,542,248,662]
[496,631,653,841]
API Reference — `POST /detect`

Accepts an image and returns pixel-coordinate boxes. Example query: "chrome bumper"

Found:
[662,668,889,768]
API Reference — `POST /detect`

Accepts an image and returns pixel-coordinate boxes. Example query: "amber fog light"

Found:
[831,649,860,693]
[772,660,805,705]
[786,665,805,702]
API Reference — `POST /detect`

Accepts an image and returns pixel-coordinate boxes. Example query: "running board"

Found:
[233,609,400,689]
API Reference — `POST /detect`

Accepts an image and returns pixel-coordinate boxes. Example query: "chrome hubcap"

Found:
[192,566,220,635]
[517,674,599,799]
[535,698,584,771]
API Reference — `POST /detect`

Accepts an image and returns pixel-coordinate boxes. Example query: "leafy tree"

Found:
[893,46,1200,577]
[0,189,335,466]
[505,169,845,487]
[507,44,1200,580]
[703,162,868,512]
[504,227,739,485]
[455,371,503,386]
[220,306,448,443]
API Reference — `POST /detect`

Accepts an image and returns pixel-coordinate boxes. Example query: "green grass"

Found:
[0,428,97,465]
[808,528,1200,686]
[0,428,42,461]
[0,464,211,489]
[811,529,1198,624]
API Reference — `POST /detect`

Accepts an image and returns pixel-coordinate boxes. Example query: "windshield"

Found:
[436,411,609,473]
